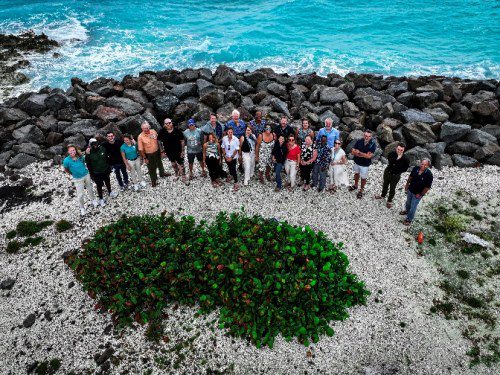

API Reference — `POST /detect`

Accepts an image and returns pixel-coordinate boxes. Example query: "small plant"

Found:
[33,358,61,375]
[434,211,468,242]
[469,199,479,207]
[6,240,22,254]
[16,220,53,237]
[6,230,17,239]
[23,236,43,247]
[55,220,73,233]
[456,270,470,279]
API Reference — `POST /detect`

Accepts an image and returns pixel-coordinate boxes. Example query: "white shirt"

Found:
[221,135,240,159]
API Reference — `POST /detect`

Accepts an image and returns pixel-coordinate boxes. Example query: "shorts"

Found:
[353,163,370,179]
[187,152,203,164]
[166,152,184,165]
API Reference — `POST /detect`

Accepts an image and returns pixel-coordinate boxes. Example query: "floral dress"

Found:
[258,136,275,172]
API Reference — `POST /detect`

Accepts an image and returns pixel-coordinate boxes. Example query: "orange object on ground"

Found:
[417,231,424,244]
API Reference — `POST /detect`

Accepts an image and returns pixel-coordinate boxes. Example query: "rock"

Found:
[290,89,306,109]
[0,108,29,124]
[12,125,45,144]
[46,132,63,146]
[19,94,48,116]
[319,87,348,105]
[94,105,126,122]
[382,141,400,157]
[63,134,87,150]
[401,109,435,123]
[142,111,161,131]
[197,68,212,82]
[105,97,143,116]
[461,90,496,107]
[243,70,267,87]
[354,95,383,112]
[17,142,41,157]
[433,153,454,170]
[84,95,106,114]
[116,115,146,136]
[424,142,447,156]
[443,82,462,102]
[213,65,237,86]
[216,102,236,123]
[431,102,453,116]
[486,151,500,166]
[142,80,166,99]
[338,81,355,96]
[45,92,73,112]
[450,103,473,123]
[471,100,499,118]
[423,107,449,122]
[95,348,115,365]
[480,124,500,140]
[452,154,478,167]
[153,93,180,118]
[171,83,197,100]
[392,127,405,143]
[342,101,359,117]
[387,81,408,96]
[0,151,13,167]
[233,80,254,95]
[196,79,215,97]
[8,153,37,169]
[463,128,497,146]
[199,89,225,109]
[404,146,432,166]
[122,75,149,90]
[402,122,437,147]
[63,119,98,138]
[440,121,471,144]
[460,232,492,248]
[172,102,197,123]
[474,143,500,161]
[376,124,394,145]
[0,278,15,290]
[267,82,287,98]
[270,97,290,117]
[22,313,36,328]
[446,141,479,155]
[123,89,148,105]
[379,118,402,130]
[225,88,242,106]
[397,92,414,106]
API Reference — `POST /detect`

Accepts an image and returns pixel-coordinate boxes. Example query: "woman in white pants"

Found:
[239,126,257,186]
[284,135,301,189]
[328,139,349,192]
[120,134,145,191]
[62,144,96,216]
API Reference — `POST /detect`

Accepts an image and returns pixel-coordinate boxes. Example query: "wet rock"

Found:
[452,154,478,167]
[440,121,471,144]
[22,313,36,328]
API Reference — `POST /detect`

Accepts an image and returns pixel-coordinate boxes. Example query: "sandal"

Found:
[348,185,358,192]
[374,195,384,200]
[356,191,363,199]
[386,202,393,208]
[399,210,407,216]
[403,219,411,226]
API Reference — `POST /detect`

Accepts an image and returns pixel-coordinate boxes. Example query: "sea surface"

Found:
[0,0,499,92]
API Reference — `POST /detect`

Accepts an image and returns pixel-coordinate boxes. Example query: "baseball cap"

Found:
[187,119,196,126]
[89,138,98,144]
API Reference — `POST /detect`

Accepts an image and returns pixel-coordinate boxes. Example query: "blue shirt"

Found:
[316,143,332,169]
[201,121,224,140]
[120,143,138,160]
[63,155,89,179]
[225,119,246,138]
[353,138,377,167]
[249,119,267,136]
[316,127,339,149]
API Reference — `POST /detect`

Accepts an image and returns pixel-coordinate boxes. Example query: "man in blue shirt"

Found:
[249,110,266,137]
[315,118,339,149]
[349,130,376,198]
[401,159,433,225]
[201,113,224,142]
[225,109,246,139]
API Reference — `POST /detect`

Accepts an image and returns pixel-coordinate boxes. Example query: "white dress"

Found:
[329,148,349,187]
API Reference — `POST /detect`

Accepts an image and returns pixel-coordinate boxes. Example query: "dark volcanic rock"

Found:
[22,313,36,328]
[153,93,180,118]
[474,143,500,161]
[0,278,15,290]
[0,108,29,124]
[171,82,197,99]
[404,146,432,166]
[464,129,498,146]
[401,109,435,123]
[7,153,37,169]
[440,121,471,144]
[452,154,478,167]
[446,141,480,155]
[213,65,237,87]
[12,125,44,144]
[320,87,348,105]
[19,94,48,116]
[402,122,437,147]
[105,97,143,116]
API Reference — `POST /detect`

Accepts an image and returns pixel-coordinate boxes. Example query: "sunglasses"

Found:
[335,142,341,145]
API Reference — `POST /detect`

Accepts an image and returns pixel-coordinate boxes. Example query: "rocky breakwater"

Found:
[0,31,60,99]
[0,65,499,171]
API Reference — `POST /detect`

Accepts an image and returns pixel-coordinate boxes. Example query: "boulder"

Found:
[431,102,453,116]
[19,94,48,116]
[213,65,237,86]
[243,70,267,87]
[433,153,454,170]
[319,87,348,104]
[461,90,496,107]
[63,119,98,138]
[180,68,199,82]
[63,134,87,150]
[46,131,63,146]
[319,111,340,126]
[94,105,126,122]
[270,97,290,117]
[172,102,197,123]
[404,146,432,166]
[105,97,143,116]
[338,81,355,96]
[424,142,447,156]
[36,115,58,132]
[7,153,37,169]
[442,82,462,102]
[199,89,225,109]
[225,88,242,106]
[117,115,148,136]
[45,92,74,112]
[196,79,215,97]
[379,117,402,130]
[171,82,197,100]
[382,141,400,157]
[452,154,478,168]
[401,109,435,123]
[216,102,236,122]
[450,103,474,123]
[446,141,480,155]
[354,95,383,112]
[387,81,409,96]
[471,100,499,118]
[290,89,306,109]
[392,127,405,143]
[0,108,29,125]
[474,143,500,161]
[440,121,471,144]
[123,89,149,105]
[142,111,161,131]
[486,151,500,166]
[342,101,359,117]
[464,129,498,146]
[142,80,167,99]
[122,75,149,90]
[16,142,41,157]
[84,95,106,114]
[12,125,44,144]
[267,82,287,98]
[0,151,13,167]
[233,80,254,95]
[153,93,180,118]
[480,124,500,141]
[397,92,414,106]
[423,107,449,122]
[402,122,437,147]
[376,124,394,144]
[198,68,213,82]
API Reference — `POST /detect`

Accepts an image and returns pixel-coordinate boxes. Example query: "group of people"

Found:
[62,110,433,225]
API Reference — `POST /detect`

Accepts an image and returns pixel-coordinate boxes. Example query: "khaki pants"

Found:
[73,174,94,208]
[127,158,144,184]
[284,159,297,187]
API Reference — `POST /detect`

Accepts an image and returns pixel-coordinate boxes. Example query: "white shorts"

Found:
[353,163,370,179]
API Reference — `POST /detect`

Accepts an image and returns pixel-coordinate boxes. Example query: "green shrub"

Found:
[469,199,479,207]
[16,220,53,237]
[6,230,17,240]
[55,219,73,233]
[68,212,369,348]
[23,236,43,247]
[434,213,468,242]
[6,240,22,254]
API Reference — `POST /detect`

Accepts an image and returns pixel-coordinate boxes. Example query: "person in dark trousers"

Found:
[311,135,331,192]
[103,131,129,191]
[221,127,240,191]
[137,121,168,187]
[85,138,118,203]
[203,132,227,187]
[400,158,433,225]
[271,135,287,191]
[375,142,410,208]
[274,115,294,140]
[349,130,376,199]
[158,118,186,183]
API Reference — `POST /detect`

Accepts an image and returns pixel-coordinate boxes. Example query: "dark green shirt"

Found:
[85,146,110,174]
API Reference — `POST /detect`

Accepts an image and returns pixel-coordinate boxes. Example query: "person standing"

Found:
[63,144,97,216]
[221,127,240,191]
[239,126,257,186]
[120,134,146,191]
[271,135,287,192]
[203,133,227,187]
[328,140,349,192]
[375,142,409,208]
[183,119,206,180]
[349,130,377,199]
[299,135,317,191]
[158,118,186,183]
[274,115,294,140]
[296,118,315,146]
[311,135,331,192]
[284,135,301,190]
[103,131,129,191]
[255,125,275,183]
[225,110,246,173]
[315,118,339,149]
[85,138,118,203]
[201,113,224,142]
[137,121,166,187]
[249,110,267,137]
[401,159,433,225]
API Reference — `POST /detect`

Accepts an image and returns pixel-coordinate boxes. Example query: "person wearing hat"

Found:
[137,121,167,187]
[158,118,186,183]
[183,118,206,180]
[85,138,118,203]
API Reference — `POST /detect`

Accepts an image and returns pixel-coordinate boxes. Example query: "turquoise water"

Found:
[0,0,499,91]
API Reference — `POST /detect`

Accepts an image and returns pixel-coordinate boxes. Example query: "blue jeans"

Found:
[312,164,327,190]
[275,163,284,189]
[112,163,129,187]
[405,191,422,222]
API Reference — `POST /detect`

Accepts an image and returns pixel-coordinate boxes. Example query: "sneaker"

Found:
[274,187,281,192]
[374,195,384,200]
[120,185,125,192]
[92,200,99,208]
[80,208,86,216]
[110,191,119,198]
[133,184,140,192]
[403,219,412,226]
[140,181,147,188]
[99,199,106,207]
[356,191,363,199]
[348,185,358,192]
[399,210,407,216]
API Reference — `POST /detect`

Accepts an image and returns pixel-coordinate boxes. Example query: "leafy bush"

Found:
[55,220,73,233]
[434,211,468,242]
[68,212,369,348]
[23,236,43,246]
[16,220,53,237]
[6,230,17,239]
[6,240,22,254]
